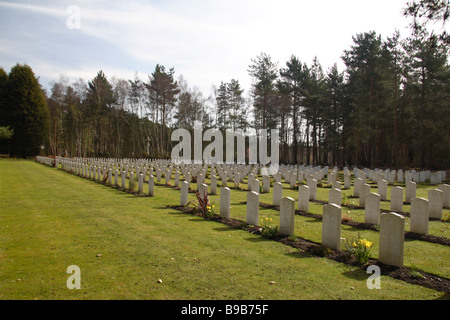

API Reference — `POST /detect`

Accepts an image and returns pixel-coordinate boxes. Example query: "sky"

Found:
[0,0,416,97]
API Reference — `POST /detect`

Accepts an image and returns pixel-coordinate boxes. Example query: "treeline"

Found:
[250,28,450,169]
[0,0,449,169]
[45,65,190,159]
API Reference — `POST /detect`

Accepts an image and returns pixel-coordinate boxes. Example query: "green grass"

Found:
[0,159,448,300]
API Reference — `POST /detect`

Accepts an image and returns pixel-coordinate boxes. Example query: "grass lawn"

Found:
[0,159,449,300]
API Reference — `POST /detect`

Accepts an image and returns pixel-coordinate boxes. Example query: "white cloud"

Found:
[0,0,414,95]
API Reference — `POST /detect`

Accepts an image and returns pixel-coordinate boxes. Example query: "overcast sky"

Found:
[0,0,415,96]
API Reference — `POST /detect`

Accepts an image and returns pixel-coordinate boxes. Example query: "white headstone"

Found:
[250,179,260,193]
[427,189,443,219]
[220,187,231,219]
[210,175,217,195]
[359,183,371,207]
[322,204,342,250]
[246,191,259,226]
[379,212,405,267]
[180,181,189,206]
[114,169,119,186]
[307,179,317,201]
[344,173,351,189]
[279,197,295,237]
[329,188,341,206]
[438,184,449,208]
[129,172,135,191]
[405,181,416,204]
[298,185,310,213]
[121,171,126,189]
[365,193,381,225]
[148,175,155,197]
[378,179,388,201]
[156,168,161,183]
[198,183,208,199]
[390,186,404,213]
[410,197,429,235]
[354,178,363,197]
[273,182,283,206]
[174,170,180,188]
[332,181,341,190]
[138,173,144,194]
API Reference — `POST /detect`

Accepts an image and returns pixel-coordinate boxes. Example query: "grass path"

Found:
[0,159,448,299]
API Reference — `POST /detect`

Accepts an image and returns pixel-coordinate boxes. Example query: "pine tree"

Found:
[402,29,450,168]
[3,64,49,157]
[279,55,308,164]
[145,65,180,158]
[342,31,383,167]
[325,63,345,166]
[86,70,116,156]
[404,0,450,45]
[215,81,229,130]
[227,79,247,131]
[248,52,278,130]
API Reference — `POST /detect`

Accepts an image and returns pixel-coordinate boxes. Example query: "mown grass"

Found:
[0,159,448,300]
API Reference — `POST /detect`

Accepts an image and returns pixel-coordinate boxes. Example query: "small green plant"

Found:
[188,191,215,218]
[409,264,425,279]
[342,233,373,264]
[258,217,279,239]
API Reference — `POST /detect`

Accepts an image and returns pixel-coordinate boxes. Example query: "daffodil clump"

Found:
[351,238,373,264]
[205,204,215,218]
[259,217,279,239]
[342,234,373,264]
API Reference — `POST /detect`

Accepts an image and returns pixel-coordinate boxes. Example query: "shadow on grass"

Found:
[342,269,368,281]
[302,218,321,224]
[166,210,190,218]
[244,236,272,243]
[212,226,241,232]
[284,250,315,260]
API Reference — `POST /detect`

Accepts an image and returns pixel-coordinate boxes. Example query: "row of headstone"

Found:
[48,156,447,186]
[40,157,450,215]
[363,167,446,185]
[44,157,158,197]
